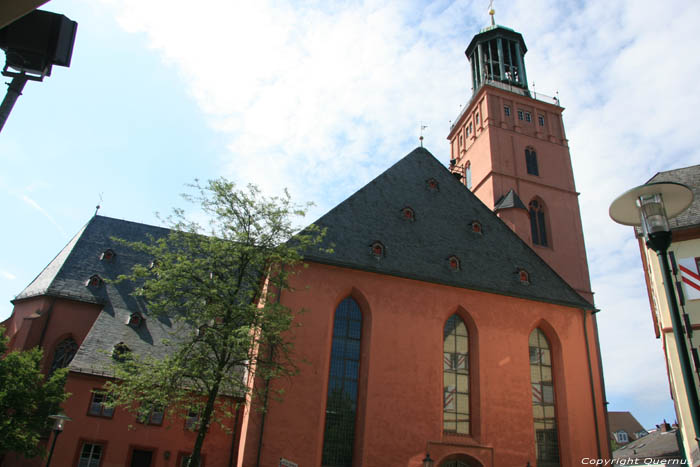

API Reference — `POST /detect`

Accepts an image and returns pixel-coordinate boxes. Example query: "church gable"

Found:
[303,147,591,310]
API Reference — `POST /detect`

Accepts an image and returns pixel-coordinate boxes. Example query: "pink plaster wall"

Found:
[242,262,609,466]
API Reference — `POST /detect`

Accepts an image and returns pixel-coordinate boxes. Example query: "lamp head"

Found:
[609,182,693,253]
[48,413,71,432]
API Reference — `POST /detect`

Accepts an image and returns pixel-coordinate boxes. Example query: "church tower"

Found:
[447,17,593,302]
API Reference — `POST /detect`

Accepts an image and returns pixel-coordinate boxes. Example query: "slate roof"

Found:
[15,215,175,376]
[613,428,682,461]
[647,164,700,230]
[494,189,527,211]
[303,147,592,310]
[608,411,647,442]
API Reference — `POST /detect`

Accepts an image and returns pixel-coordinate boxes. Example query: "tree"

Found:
[105,179,325,466]
[0,328,69,459]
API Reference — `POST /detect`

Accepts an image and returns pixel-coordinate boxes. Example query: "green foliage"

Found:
[0,328,69,458]
[105,179,325,466]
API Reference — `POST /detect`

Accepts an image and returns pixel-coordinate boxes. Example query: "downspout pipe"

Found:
[227,401,241,467]
[582,308,602,459]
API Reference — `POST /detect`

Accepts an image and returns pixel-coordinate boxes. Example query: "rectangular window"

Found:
[138,405,165,426]
[88,392,114,418]
[475,113,480,125]
[459,134,463,147]
[185,410,200,431]
[517,110,524,120]
[538,115,545,126]
[469,122,473,135]
[526,149,539,176]
[525,112,532,122]
[504,105,511,116]
[78,443,103,467]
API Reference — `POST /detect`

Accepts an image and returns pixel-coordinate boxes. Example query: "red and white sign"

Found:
[679,257,700,301]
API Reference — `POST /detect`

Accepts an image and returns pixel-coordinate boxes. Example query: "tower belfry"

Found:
[448,21,593,302]
[466,23,529,93]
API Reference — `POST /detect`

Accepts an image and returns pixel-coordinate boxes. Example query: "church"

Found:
[2,18,610,467]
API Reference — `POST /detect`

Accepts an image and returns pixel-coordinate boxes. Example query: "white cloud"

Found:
[0,270,16,281]
[21,194,67,237]
[96,0,700,425]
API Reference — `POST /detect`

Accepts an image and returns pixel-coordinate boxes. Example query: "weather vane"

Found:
[419,123,428,147]
[488,0,495,26]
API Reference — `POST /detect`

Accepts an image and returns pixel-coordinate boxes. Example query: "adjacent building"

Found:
[1,216,240,467]
[635,164,700,466]
[608,411,648,446]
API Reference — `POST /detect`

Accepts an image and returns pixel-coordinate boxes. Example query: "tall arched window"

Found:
[529,328,560,466]
[50,337,78,373]
[529,199,548,247]
[443,315,470,435]
[322,297,362,466]
[465,161,472,190]
[525,147,539,175]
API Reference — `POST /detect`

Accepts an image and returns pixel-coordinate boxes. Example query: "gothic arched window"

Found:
[465,161,472,190]
[443,315,470,435]
[322,297,362,466]
[50,337,78,373]
[441,460,471,467]
[529,199,548,247]
[525,147,539,175]
[529,328,560,466]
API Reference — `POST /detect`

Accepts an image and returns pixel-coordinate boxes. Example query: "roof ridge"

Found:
[94,214,170,233]
[13,217,94,302]
[647,163,700,183]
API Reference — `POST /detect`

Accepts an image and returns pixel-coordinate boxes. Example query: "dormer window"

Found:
[401,207,415,221]
[86,274,103,288]
[370,242,385,258]
[471,221,482,234]
[518,269,530,285]
[448,256,461,271]
[427,178,439,191]
[112,342,131,362]
[100,249,115,261]
[127,312,144,327]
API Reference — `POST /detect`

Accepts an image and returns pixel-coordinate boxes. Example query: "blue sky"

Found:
[2,0,699,429]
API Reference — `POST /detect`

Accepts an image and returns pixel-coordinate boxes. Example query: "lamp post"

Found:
[609,181,698,447]
[45,413,71,467]
[422,453,434,467]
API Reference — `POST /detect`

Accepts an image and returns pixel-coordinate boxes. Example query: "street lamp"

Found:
[0,9,77,133]
[422,453,435,467]
[45,413,71,467]
[609,181,697,445]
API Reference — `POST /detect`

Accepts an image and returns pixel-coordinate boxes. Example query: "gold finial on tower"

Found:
[488,0,495,26]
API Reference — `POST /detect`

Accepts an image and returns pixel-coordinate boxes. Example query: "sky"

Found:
[1,0,699,429]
